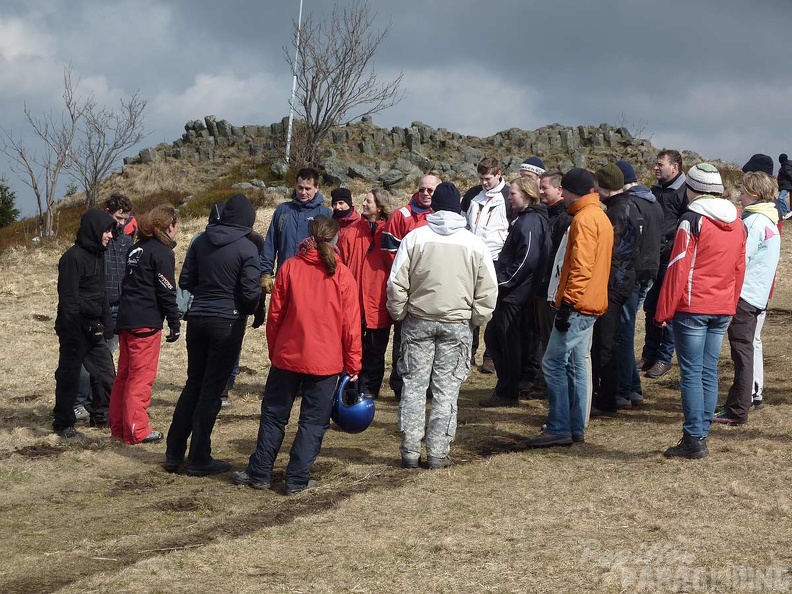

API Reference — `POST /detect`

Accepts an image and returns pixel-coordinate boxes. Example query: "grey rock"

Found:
[251,179,266,188]
[205,115,218,137]
[406,127,421,152]
[347,164,377,180]
[361,115,373,124]
[139,147,158,164]
[573,154,587,169]
[405,151,430,169]
[198,146,214,162]
[249,145,264,156]
[232,182,255,189]
[271,160,289,178]
[322,158,350,185]
[380,168,405,186]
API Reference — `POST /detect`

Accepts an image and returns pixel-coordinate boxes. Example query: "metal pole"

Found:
[285,0,304,165]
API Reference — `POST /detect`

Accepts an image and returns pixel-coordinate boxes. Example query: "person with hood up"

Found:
[232,216,362,494]
[777,153,792,219]
[387,182,497,469]
[110,204,181,445]
[53,209,118,438]
[330,187,361,232]
[337,187,398,399]
[655,163,746,459]
[479,176,550,407]
[164,194,261,476]
[259,168,332,293]
[714,172,780,426]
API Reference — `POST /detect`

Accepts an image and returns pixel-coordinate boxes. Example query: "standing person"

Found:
[387,182,497,468]
[524,169,613,448]
[655,164,746,459]
[330,187,361,231]
[110,205,181,445]
[232,217,362,493]
[777,154,792,219]
[641,150,688,379]
[259,168,332,293]
[382,174,438,399]
[337,188,397,399]
[164,194,262,475]
[479,176,550,407]
[714,172,780,425]
[53,209,118,438]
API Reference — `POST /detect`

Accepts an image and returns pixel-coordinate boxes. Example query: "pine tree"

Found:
[0,175,20,228]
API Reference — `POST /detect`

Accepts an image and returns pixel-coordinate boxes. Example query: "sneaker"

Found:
[638,358,654,372]
[401,456,420,469]
[712,410,747,426]
[285,479,318,495]
[478,394,519,408]
[186,458,232,477]
[479,359,495,374]
[783,211,792,220]
[73,405,90,421]
[230,470,271,490]
[663,435,708,459]
[523,432,573,448]
[220,398,231,409]
[590,407,618,419]
[630,393,646,407]
[56,426,83,439]
[645,361,673,378]
[427,455,453,469]
[750,399,764,411]
[616,396,633,410]
[141,431,164,443]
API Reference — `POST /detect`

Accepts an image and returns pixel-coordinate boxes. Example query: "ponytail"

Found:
[309,216,340,275]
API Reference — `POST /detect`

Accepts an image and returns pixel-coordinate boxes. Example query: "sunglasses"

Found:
[418,187,435,194]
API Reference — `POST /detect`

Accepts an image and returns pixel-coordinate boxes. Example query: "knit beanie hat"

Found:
[330,187,353,209]
[560,168,596,197]
[742,154,773,176]
[595,164,625,191]
[780,153,788,164]
[430,182,462,214]
[520,156,546,176]
[686,163,724,195]
[615,160,638,184]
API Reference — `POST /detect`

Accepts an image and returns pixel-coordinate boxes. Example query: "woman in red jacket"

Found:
[232,216,362,494]
[337,188,397,398]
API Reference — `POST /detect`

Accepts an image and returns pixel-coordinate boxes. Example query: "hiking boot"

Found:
[186,458,231,477]
[230,470,271,490]
[572,434,585,444]
[630,393,646,407]
[663,435,708,459]
[479,358,495,374]
[73,404,90,421]
[141,431,163,443]
[523,432,573,448]
[590,407,618,419]
[285,479,318,495]
[427,455,453,469]
[162,459,182,473]
[750,399,764,411]
[401,456,420,469]
[479,394,519,408]
[638,358,654,372]
[712,410,747,426]
[645,361,672,378]
[616,396,633,410]
[56,426,83,439]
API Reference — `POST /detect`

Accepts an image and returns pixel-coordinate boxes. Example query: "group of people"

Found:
[52,149,784,493]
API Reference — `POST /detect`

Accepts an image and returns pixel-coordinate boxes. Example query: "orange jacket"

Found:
[267,248,362,376]
[555,193,614,316]
[337,217,394,329]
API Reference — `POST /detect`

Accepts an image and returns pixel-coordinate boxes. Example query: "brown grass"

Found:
[1,208,792,594]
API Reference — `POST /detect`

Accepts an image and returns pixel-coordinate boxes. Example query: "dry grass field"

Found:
[1,207,792,593]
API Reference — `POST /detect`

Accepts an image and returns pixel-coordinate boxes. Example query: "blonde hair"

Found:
[138,204,177,246]
[370,188,398,220]
[509,176,541,206]
[742,172,778,203]
[309,216,340,275]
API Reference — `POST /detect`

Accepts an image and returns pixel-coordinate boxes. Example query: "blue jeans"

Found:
[542,312,597,437]
[642,265,675,365]
[617,279,653,396]
[778,190,790,217]
[672,313,731,438]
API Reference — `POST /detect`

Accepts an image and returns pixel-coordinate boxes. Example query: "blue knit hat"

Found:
[520,156,546,176]
[615,160,638,184]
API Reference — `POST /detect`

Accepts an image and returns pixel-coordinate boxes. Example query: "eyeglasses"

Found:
[418,187,435,194]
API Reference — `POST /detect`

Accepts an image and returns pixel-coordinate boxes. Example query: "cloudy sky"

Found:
[1,0,790,216]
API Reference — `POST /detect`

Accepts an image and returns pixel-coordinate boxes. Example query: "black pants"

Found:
[485,300,523,399]
[520,302,542,384]
[245,366,338,489]
[53,330,115,430]
[724,298,761,422]
[166,316,246,466]
[591,298,625,412]
[360,326,390,398]
[389,321,404,394]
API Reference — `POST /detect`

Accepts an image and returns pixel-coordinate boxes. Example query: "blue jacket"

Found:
[261,193,332,275]
[740,203,781,310]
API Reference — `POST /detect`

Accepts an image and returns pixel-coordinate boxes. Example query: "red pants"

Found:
[110,329,162,444]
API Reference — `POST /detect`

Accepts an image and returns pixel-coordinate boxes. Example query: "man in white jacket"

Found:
[387,182,497,469]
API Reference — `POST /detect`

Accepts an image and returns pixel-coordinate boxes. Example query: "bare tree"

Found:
[286,1,403,166]
[70,92,147,207]
[0,66,87,237]
[616,112,652,141]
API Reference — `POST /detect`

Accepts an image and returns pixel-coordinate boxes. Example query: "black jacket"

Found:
[602,192,643,305]
[625,185,664,282]
[55,209,116,336]
[540,199,573,294]
[778,159,792,191]
[651,173,688,264]
[116,233,180,332]
[495,204,550,305]
[179,193,262,319]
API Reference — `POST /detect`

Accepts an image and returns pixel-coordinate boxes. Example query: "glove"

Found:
[103,326,115,340]
[87,322,105,343]
[252,294,266,329]
[261,274,274,294]
[554,302,574,333]
[165,326,181,343]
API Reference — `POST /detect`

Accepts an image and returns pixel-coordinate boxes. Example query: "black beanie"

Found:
[561,168,597,197]
[742,154,774,176]
[780,153,788,164]
[330,187,353,209]
[430,182,462,214]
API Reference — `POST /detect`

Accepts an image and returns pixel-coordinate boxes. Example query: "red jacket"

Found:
[655,198,747,323]
[337,217,394,329]
[381,196,431,263]
[267,248,362,376]
[336,208,361,232]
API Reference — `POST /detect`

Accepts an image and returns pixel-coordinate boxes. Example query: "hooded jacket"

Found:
[335,207,361,231]
[465,179,510,261]
[555,193,614,316]
[778,158,792,191]
[625,184,664,282]
[260,192,332,275]
[655,197,747,322]
[55,209,116,336]
[740,202,781,309]
[179,194,262,319]
[601,192,643,305]
[495,204,550,305]
[337,216,393,329]
[267,248,362,376]
[381,195,431,255]
[386,210,498,326]
[651,172,688,264]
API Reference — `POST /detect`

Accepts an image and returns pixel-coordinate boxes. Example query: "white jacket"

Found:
[466,179,509,261]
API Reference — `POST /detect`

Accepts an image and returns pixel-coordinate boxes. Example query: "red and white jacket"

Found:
[655,197,747,323]
[267,248,362,376]
[381,196,431,260]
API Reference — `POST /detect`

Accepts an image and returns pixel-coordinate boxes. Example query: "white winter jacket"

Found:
[466,179,509,261]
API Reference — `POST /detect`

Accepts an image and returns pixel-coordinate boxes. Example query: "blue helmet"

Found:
[331,375,375,434]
